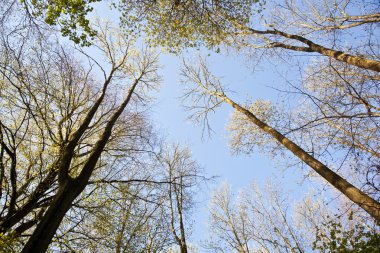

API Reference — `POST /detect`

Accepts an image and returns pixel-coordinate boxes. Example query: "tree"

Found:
[48,143,205,253]
[160,0,380,223]
[21,38,158,253]
[4,0,380,248]
[180,58,380,222]
[206,182,307,253]
[159,144,205,253]
[119,1,379,214]
[0,2,161,251]
[206,181,379,253]
[271,58,380,199]
[22,0,264,50]
[54,181,173,253]
[118,0,265,52]
[1,2,213,252]
[120,1,380,72]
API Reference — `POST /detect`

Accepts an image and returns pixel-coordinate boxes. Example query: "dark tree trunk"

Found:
[20,78,140,253]
[21,179,83,253]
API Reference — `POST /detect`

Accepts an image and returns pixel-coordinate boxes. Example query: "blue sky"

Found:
[91,2,320,251]
[153,51,311,249]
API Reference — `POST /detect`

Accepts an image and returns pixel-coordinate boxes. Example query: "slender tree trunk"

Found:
[178,208,188,253]
[181,245,188,253]
[221,95,380,222]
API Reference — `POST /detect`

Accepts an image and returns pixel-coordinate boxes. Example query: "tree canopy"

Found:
[0,0,379,252]
[23,0,265,50]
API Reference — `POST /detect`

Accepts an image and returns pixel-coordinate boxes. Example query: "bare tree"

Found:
[55,180,173,253]
[277,58,380,196]
[206,181,379,253]
[180,58,380,222]
[159,144,205,253]
[206,182,307,253]
[229,0,380,71]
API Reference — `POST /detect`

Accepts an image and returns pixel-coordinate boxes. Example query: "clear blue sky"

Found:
[153,51,312,250]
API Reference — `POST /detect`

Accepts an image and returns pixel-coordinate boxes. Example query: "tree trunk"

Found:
[246,28,380,72]
[20,180,83,253]
[181,244,188,253]
[308,43,380,72]
[222,95,380,222]
[21,78,140,252]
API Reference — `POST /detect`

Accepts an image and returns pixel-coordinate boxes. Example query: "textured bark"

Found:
[308,43,380,72]
[221,95,380,222]
[246,28,380,72]
[20,180,82,253]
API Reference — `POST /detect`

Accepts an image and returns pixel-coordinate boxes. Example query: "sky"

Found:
[153,51,312,249]
[91,2,321,252]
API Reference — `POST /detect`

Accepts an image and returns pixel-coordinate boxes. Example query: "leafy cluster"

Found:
[23,0,101,45]
[118,0,264,52]
[227,99,283,155]
[23,0,265,50]
[0,233,18,253]
[313,215,380,253]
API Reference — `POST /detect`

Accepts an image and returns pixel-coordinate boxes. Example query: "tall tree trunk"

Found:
[21,78,140,253]
[20,179,83,253]
[177,188,188,253]
[221,95,380,222]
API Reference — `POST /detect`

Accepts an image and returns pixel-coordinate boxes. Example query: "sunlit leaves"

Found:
[313,215,380,253]
[23,0,265,50]
[0,233,18,253]
[119,0,264,52]
[227,99,283,155]
[23,0,101,45]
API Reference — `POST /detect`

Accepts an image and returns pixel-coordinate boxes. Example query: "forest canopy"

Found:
[0,0,379,252]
